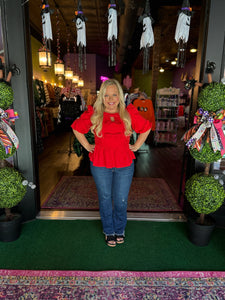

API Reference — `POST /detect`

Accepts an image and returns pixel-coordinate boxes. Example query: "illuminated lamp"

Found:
[65,68,73,79]
[54,59,65,76]
[38,46,51,69]
[72,74,79,83]
[78,78,84,87]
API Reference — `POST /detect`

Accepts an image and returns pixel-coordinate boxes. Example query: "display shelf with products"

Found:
[154,87,180,145]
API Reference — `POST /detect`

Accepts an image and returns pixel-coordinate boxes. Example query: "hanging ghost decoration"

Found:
[107,1,117,67]
[139,0,154,74]
[41,0,53,48]
[73,1,87,72]
[175,0,192,68]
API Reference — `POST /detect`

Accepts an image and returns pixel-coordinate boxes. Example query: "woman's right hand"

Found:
[73,130,95,153]
[85,143,95,153]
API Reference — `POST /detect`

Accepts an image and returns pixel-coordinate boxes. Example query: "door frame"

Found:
[0,0,39,221]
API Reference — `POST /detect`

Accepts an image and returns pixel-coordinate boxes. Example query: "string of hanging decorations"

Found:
[38,0,53,69]
[175,0,193,68]
[54,7,65,76]
[139,0,154,74]
[64,27,73,79]
[73,0,87,72]
[72,41,80,84]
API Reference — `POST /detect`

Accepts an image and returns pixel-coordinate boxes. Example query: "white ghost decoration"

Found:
[107,6,117,67]
[175,12,191,43]
[42,12,52,41]
[175,9,192,68]
[76,17,86,47]
[140,16,154,49]
[107,8,117,41]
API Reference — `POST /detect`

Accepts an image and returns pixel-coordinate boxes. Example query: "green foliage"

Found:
[185,173,225,214]
[189,142,222,163]
[0,81,14,110]
[0,167,27,209]
[198,83,225,112]
[0,144,17,159]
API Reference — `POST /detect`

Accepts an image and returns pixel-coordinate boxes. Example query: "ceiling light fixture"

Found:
[190,48,197,53]
[38,46,51,69]
[171,61,176,65]
[159,67,165,73]
[72,75,79,83]
[78,78,84,87]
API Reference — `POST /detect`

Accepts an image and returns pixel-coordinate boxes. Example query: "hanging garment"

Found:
[133,98,155,131]
[44,83,50,105]
[57,97,82,129]
[34,79,46,107]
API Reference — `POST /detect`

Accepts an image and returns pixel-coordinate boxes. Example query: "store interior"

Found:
[28,0,203,216]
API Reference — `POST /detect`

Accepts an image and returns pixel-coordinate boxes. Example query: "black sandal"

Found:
[116,235,125,244]
[105,235,116,247]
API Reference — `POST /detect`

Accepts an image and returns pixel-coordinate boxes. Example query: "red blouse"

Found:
[71,104,152,168]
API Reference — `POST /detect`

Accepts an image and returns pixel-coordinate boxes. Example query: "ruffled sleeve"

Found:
[71,105,94,134]
[127,103,152,133]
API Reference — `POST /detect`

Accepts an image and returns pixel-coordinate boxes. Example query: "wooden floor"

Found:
[38,129,186,209]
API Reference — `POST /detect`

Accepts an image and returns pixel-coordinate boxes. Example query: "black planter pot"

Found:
[187,217,215,247]
[0,213,22,242]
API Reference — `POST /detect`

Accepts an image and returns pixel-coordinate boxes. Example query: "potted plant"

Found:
[0,60,29,242]
[183,66,225,246]
[185,173,225,246]
[0,166,27,242]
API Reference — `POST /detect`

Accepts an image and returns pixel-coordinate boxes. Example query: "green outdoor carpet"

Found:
[0,219,225,271]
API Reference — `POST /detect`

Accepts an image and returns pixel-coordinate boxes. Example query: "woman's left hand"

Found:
[129,129,151,152]
[129,144,139,152]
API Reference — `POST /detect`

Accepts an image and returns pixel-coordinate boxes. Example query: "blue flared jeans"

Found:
[90,161,134,236]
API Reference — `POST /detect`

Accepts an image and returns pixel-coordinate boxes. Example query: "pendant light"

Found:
[38,46,51,69]
[78,77,84,87]
[54,8,64,76]
[72,75,79,83]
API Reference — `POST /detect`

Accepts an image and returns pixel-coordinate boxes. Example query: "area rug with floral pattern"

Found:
[42,176,182,212]
[0,270,225,299]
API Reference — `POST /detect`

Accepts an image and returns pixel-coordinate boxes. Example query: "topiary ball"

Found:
[185,173,225,214]
[198,82,225,112]
[189,142,222,163]
[0,81,14,110]
[0,167,27,209]
[0,144,17,159]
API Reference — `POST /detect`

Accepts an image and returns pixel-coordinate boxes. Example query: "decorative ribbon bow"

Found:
[182,108,225,155]
[0,108,19,154]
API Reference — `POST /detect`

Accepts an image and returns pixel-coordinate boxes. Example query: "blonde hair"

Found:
[90,79,132,137]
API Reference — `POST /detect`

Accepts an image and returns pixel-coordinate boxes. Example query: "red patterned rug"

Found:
[42,176,182,212]
[0,270,225,299]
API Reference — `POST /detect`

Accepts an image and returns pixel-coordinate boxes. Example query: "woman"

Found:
[71,79,151,247]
